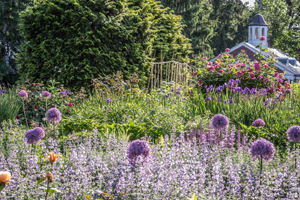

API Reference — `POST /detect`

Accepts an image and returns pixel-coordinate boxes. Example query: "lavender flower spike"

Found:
[127,139,151,167]
[249,138,275,162]
[286,125,300,143]
[25,127,45,145]
[252,118,265,128]
[46,107,62,124]
[211,114,229,131]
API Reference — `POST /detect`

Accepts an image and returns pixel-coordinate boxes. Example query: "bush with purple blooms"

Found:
[0,122,300,199]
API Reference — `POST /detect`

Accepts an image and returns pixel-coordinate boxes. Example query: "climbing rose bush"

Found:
[194,49,290,93]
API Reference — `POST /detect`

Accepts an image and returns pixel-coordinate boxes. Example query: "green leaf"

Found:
[0,183,5,191]
[37,178,46,184]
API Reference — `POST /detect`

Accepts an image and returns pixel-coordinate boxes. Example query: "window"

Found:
[255,28,259,39]
[250,28,252,39]
[262,28,265,36]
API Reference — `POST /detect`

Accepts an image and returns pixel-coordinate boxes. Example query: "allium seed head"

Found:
[42,91,51,98]
[286,125,300,143]
[252,118,265,128]
[249,138,275,162]
[127,139,151,167]
[46,107,62,124]
[211,114,229,130]
[18,90,28,98]
[25,127,45,145]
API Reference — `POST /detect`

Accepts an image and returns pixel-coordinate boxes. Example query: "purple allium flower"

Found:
[127,139,151,167]
[106,98,111,103]
[165,93,170,98]
[171,88,174,92]
[286,125,300,142]
[59,91,65,96]
[18,90,28,98]
[176,91,181,95]
[252,118,265,128]
[25,127,45,145]
[211,114,229,130]
[249,138,275,162]
[182,97,187,101]
[42,91,51,98]
[46,107,62,124]
[177,87,181,91]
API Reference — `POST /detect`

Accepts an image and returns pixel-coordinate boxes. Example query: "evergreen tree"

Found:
[16,0,191,90]
[0,0,32,84]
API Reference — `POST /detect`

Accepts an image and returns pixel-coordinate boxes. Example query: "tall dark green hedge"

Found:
[16,0,191,90]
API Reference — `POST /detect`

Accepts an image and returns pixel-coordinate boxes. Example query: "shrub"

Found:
[193,48,289,93]
[17,0,191,90]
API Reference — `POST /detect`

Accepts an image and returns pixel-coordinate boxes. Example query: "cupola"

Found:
[248,14,268,48]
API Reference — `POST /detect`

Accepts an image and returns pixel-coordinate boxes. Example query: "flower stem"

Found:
[45,180,50,200]
[260,157,263,173]
[22,100,28,128]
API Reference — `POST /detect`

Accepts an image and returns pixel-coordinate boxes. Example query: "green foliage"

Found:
[16,0,191,91]
[0,89,21,123]
[14,79,87,125]
[0,0,33,84]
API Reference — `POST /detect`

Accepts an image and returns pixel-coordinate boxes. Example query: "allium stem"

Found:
[22,100,28,128]
[260,157,263,173]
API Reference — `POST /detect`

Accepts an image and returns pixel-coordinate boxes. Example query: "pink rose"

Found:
[260,36,266,41]
[258,75,263,80]
[218,54,222,58]
[218,69,223,73]
[278,79,283,83]
[208,62,212,65]
[274,72,279,77]
[254,63,260,70]
[263,64,268,68]
[249,74,256,79]
[198,81,203,86]
[202,56,207,60]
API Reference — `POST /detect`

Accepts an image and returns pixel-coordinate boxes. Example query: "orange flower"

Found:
[47,152,58,163]
[46,172,53,183]
[0,171,11,184]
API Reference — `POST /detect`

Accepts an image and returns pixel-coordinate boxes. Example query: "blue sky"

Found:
[241,0,255,7]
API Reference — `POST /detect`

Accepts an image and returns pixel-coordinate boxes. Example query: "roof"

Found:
[209,42,300,75]
[248,14,268,26]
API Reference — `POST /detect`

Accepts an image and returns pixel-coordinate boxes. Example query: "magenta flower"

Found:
[46,107,62,124]
[249,74,256,79]
[218,69,223,73]
[286,125,300,143]
[127,139,151,167]
[42,91,51,98]
[249,138,275,162]
[202,56,207,60]
[274,72,279,77]
[254,63,260,70]
[260,36,266,41]
[263,64,268,68]
[225,48,230,52]
[192,72,197,76]
[258,75,263,80]
[208,61,212,65]
[18,90,28,98]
